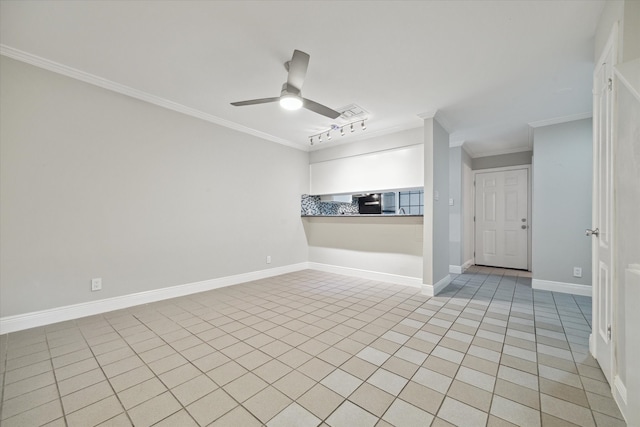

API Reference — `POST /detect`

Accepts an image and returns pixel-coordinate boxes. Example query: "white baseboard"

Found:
[422,274,452,297]
[449,265,462,274]
[0,263,308,334]
[532,279,592,296]
[307,262,422,288]
[613,375,628,423]
[450,260,473,275]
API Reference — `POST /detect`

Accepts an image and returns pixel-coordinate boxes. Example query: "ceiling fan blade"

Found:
[287,50,310,91]
[303,98,341,119]
[230,97,279,107]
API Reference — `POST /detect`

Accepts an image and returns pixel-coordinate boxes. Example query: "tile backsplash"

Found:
[301,195,359,216]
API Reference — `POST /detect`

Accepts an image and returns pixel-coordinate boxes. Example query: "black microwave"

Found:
[358,194,382,214]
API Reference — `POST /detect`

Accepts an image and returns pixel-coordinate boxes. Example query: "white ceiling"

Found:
[0,1,605,155]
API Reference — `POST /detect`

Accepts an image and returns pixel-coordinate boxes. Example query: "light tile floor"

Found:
[0,267,627,426]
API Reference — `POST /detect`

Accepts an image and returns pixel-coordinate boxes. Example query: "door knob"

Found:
[521,225,527,229]
[586,228,599,237]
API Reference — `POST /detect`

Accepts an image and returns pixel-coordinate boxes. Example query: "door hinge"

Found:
[473,216,475,222]
[608,78,613,91]
[607,325,612,340]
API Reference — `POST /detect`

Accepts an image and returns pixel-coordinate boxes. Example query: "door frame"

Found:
[590,22,618,389]
[473,164,532,271]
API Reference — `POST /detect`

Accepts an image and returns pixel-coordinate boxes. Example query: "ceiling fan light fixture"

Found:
[279,94,303,111]
[340,127,345,136]
[327,131,331,140]
[361,120,366,130]
[350,123,354,133]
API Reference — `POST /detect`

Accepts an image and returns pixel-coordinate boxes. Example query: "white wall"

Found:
[0,56,310,318]
[310,144,424,195]
[303,217,424,282]
[308,127,424,195]
[531,119,592,287]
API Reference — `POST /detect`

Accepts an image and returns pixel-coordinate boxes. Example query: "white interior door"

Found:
[475,168,528,270]
[591,34,615,385]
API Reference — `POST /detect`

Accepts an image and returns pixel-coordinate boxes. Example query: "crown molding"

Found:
[0,45,306,152]
[417,110,437,120]
[468,145,533,158]
[527,112,592,128]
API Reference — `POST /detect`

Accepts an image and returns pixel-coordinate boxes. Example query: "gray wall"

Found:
[532,119,592,286]
[423,118,449,286]
[449,146,474,270]
[0,56,310,317]
[472,151,533,170]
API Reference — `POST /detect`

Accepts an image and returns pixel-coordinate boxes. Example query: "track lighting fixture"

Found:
[308,119,368,146]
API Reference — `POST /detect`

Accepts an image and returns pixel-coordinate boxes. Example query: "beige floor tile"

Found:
[244,385,293,423]
[1,384,59,420]
[349,382,394,417]
[273,370,316,399]
[4,371,56,400]
[127,391,181,427]
[398,380,444,415]
[540,393,596,427]
[172,374,218,406]
[253,359,292,383]
[1,399,63,427]
[412,367,453,394]
[497,365,539,391]
[191,350,230,372]
[382,398,435,426]
[266,402,322,427]
[321,368,362,398]
[592,411,627,427]
[487,414,520,427]
[455,366,496,392]
[382,356,420,379]
[326,400,378,427]
[297,383,344,420]
[490,395,541,427]
[61,380,114,414]
[210,405,261,426]
[297,357,335,381]
[341,356,378,380]
[186,388,237,426]
[438,397,489,427]
[447,380,493,412]
[585,391,625,419]
[117,377,167,410]
[539,378,588,408]
[500,354,538,375]
[540,412,582,426]
[223,372,268,402]
[207,360,248,386]
[367,368,408,396]
[462,354,499,376]
[108,365,154,392]
[423,355,459,378]
[66,396,124,427]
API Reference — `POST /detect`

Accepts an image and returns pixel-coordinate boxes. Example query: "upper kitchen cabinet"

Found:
[310,144,424,195]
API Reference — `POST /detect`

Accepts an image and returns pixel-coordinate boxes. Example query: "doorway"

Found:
[474,166,530,270]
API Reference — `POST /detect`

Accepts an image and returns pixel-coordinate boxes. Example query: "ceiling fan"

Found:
[231,49,341,119]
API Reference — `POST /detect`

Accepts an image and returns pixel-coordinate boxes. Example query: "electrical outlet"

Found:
[266,256,271,264]
[573,267,582,278]
[91,278,102,291]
